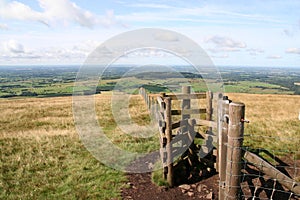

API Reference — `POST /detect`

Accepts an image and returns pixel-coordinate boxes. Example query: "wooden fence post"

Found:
[164,97,174,187]
[218,95,230,200]
[225,102,245,199]
[181,86,194,173]
[182,86,191,120]
[217,93,223,173]
[206,91,213,131]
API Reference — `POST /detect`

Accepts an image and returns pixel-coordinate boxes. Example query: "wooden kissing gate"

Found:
[139,86,245,199]
[139,86,300,199]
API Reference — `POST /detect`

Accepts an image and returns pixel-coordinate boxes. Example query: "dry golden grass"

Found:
[228,93,300,153]
[0,96,75,138]
[0,93,160,199]
[1,92,299,199]
[0,94,127,200]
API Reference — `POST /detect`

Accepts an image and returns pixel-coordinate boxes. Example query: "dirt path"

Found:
[121,173,219,200]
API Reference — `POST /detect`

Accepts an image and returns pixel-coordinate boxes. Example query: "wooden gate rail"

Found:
[151,86,214,187]
[140,86,218,187]
[139,86,299,199]
[139,87,245,198]
[244,151,300,196]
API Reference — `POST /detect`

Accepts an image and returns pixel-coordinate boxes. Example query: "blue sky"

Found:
[0,0,300,67]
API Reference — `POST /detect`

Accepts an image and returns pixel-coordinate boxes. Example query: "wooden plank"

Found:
[171,119,192,130]
[171,120,183,130]
[164,97,174,187]
[218,97,230,200]
[157,96,165,109]
[146,93,149,107]
[196,130,212,140]
[160,148,167,165]
[160,92,166,97]
[158,126,165,136]
[182,107,192,167]
[244,151,300,196]
[171,133,193,147]
[206,91,213,132]
[147,95,151,109]
[171,134,186,145]
[225,102,245,199]
[216,93,223,174]
[166,93,206,100]
[194,119,217,128]
[149,94,160,98]
[156,111,164,121]
[159,136,167,147]
[187,119,196,142]
[159,120,166,128]
[182,86,191,120]
[171,108,206,115]
[220,99,230,173]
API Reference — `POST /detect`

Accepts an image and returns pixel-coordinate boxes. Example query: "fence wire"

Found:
[239,142,300,200]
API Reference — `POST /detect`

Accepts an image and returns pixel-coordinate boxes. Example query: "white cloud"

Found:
[205,35,246,54]
[207,47,242,53]
[0,0,122,28]
[205,36,246,48]
[267,55,282,59]
[4,40,25,54]
[0,23,8,30]
[124,48,167,58]
[0,1,44,22]
[39,0,95,27]
[286,47,300,54]
[0,39,100,64]
[247,48,265,56]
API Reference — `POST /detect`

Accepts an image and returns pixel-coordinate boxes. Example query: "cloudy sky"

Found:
[0,0,300,67]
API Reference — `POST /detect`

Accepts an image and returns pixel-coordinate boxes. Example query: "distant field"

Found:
[1,92,300,199]
[224,81,292,94]
[0,77,294,98]
[1,66,300,98]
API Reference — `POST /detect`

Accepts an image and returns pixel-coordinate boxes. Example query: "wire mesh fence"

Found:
[240,144,300,199]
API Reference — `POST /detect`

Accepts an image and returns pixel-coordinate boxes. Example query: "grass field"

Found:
[0,96,125,199]
[228,93,300,157]
[1,92,300,199]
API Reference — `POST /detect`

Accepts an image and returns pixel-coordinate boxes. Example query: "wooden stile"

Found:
[140,87,247,199]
